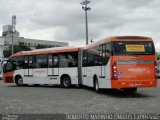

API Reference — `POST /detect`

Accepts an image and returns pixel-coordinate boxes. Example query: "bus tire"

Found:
[15,76,23,86]
[123,88,137,94]
[94,77,100,92]
[61,75,71,88]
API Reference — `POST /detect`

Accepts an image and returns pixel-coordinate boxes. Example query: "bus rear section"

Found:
[111,39,157,90]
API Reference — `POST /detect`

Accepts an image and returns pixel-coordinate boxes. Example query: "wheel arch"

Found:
[60,74,71,85]
[15,75,22,83]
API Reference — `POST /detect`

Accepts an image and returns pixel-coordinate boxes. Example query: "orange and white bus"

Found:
[3,36,158,93]
[81,36,158,93]
[3,47,80,87]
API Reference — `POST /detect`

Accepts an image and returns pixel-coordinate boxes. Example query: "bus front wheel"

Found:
[61,75,71,88]
[15,77,23,86]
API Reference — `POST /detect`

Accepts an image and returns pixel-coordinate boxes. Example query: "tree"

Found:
[35,44,49,49]
[3,42,31,58]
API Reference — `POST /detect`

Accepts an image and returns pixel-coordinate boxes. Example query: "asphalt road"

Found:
[0,80,160,114]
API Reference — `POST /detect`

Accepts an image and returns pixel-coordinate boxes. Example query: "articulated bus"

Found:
[3,47,80,87]
[81,36,157,93]
[3,36,158,93]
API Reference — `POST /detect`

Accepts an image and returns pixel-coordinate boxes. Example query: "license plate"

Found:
[130,82,141,87]
[133,83,141,86]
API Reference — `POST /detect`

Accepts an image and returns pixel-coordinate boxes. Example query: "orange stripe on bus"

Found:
[11,48,78,57]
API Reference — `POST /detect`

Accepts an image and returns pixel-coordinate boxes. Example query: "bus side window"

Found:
[82,51,87,67]
[6,62,13,71]
[24,56,29,69]
[87,53,94,66]
[98,43,110,65]
[59,52,78,68]
[29,55,36,68]
[37,55,47,68]
[104,43,111,65]
[68,52,78,67]
[48,54,53,68]
[11,56,24,69]
[53,55,58,68]
[98,45,103,65]
[106,42,111,55]
[102,44,106,65]
[59,53,68,67]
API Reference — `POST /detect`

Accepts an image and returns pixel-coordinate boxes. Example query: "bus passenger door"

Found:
[28,56,34,76]
[82,51,87,86]
[100,45,106,78]
[24,56,29,76]
[53,55,59,76]
[47,54,59,84]
[83,67,87,77]
[82,51,87,77]
[24,56,35,84]
[100,44,111,78]
[24,56,34,76]
[48,54,53,76]
[99,43,110,79]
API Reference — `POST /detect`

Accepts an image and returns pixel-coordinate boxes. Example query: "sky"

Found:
[0,0,160,51]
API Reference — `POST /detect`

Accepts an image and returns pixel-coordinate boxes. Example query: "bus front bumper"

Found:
[4,77,14,83]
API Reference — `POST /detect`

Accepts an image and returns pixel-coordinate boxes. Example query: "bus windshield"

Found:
[3,60,17,73]
[113,41,155,55]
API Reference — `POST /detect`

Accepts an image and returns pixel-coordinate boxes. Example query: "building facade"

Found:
[0,25,68,60]
[2,25,68,50]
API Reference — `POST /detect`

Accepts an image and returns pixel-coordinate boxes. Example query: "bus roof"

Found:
[84,36,152,50]
[11,46,79,57]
